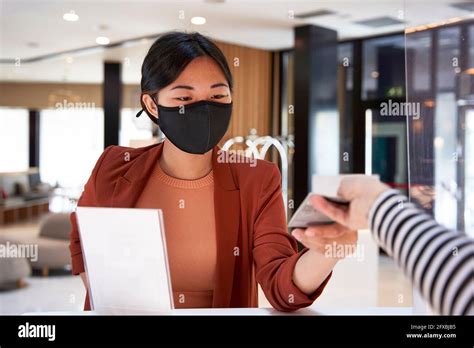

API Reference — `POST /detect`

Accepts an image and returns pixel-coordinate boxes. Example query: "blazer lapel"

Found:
[212,148,241,308]
[111,143,163,208]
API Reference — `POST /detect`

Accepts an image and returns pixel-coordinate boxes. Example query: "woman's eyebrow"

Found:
[170,85,194,90]
[210,83,229,88]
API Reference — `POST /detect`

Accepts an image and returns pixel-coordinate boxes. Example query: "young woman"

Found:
[69,31,357,311]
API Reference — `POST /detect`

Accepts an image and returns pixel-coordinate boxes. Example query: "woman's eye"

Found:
[211,94,228,100]
[175,96,192,101]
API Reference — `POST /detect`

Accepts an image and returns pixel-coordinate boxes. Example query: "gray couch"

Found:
[10,213,72,276]
[0,234,31,290]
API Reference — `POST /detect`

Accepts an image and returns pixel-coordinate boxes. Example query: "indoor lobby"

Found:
[0,0,473,319]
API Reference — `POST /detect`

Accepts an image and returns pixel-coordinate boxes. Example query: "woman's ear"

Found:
[141,94,159,118]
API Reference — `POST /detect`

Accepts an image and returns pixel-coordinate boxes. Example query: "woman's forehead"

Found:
[168,57,229,88]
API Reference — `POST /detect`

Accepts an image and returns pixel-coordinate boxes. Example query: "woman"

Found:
[69,31,356,311]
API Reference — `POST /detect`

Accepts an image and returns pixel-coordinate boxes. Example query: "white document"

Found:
[288,175,376,228]
[75,207,174,315]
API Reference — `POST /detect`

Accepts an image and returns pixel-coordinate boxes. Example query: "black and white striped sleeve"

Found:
[368,189,474,315]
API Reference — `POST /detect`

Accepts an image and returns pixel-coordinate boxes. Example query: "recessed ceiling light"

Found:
[66,56,74,64]
[63,10,79,22]
[191,16,206,25]
[96,36,110,45]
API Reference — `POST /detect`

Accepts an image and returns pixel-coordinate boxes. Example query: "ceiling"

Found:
[0,0,473,83]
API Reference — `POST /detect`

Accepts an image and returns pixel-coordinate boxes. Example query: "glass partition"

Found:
[405,14,474,235]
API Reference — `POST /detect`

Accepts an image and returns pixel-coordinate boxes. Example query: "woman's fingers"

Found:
[292,229,321,251]
[292,228,324,251]
[305,223,346,238]
[291,228,305,241]
[292,224,358,259]
[309,195,349,226]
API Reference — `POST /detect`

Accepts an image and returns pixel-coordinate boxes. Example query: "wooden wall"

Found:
[216,41,273,140]
[0,40,273,142]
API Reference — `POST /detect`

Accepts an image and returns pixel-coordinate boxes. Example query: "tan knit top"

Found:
[135,161,216,308]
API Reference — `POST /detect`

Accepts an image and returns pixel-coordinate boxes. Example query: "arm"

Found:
[308,177,474,315]
[253,164,332,311]
[291,220,357,294]
[292,249,337,295]
[369,189,474,315]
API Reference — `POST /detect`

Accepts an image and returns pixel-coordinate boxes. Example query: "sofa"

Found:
[0,234,31,290]
[10,213,72,276]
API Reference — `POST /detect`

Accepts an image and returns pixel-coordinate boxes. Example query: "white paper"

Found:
[76,207,174,314]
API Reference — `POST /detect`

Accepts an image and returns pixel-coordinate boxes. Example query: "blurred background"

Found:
[0,0,473,314]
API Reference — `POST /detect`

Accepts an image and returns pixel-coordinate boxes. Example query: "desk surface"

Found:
[24,306,413,316]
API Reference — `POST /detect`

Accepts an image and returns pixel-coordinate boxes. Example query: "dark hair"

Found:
[140,31,233,100]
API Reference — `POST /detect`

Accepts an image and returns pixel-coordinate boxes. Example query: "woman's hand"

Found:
[291,176,388,260]
[292,223,357,260]
[291,176,389,294]
[309,176,390,230]
[291,223,357,294]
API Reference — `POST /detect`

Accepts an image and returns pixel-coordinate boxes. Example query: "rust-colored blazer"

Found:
[69,142,330,311]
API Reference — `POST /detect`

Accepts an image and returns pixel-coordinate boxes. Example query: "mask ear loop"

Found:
[136,92,159,125]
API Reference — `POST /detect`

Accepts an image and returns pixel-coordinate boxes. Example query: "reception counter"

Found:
[24,305,414,316]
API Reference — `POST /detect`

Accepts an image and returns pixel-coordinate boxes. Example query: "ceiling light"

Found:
[96,36,110,45]
[66,56,74,64]
[63,10,79,22]
[191,17,206,25]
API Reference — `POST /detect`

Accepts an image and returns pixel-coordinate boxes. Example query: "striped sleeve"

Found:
[368,189,474,315]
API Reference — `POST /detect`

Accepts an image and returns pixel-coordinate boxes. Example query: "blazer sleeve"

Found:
[69,146,113,276]
[252,164,331,312]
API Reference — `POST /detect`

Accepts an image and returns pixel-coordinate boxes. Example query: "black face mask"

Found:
[136,100,232,155]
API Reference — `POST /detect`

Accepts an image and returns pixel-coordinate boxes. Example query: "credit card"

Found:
[288,193,348,228]
[288,174,376,229]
